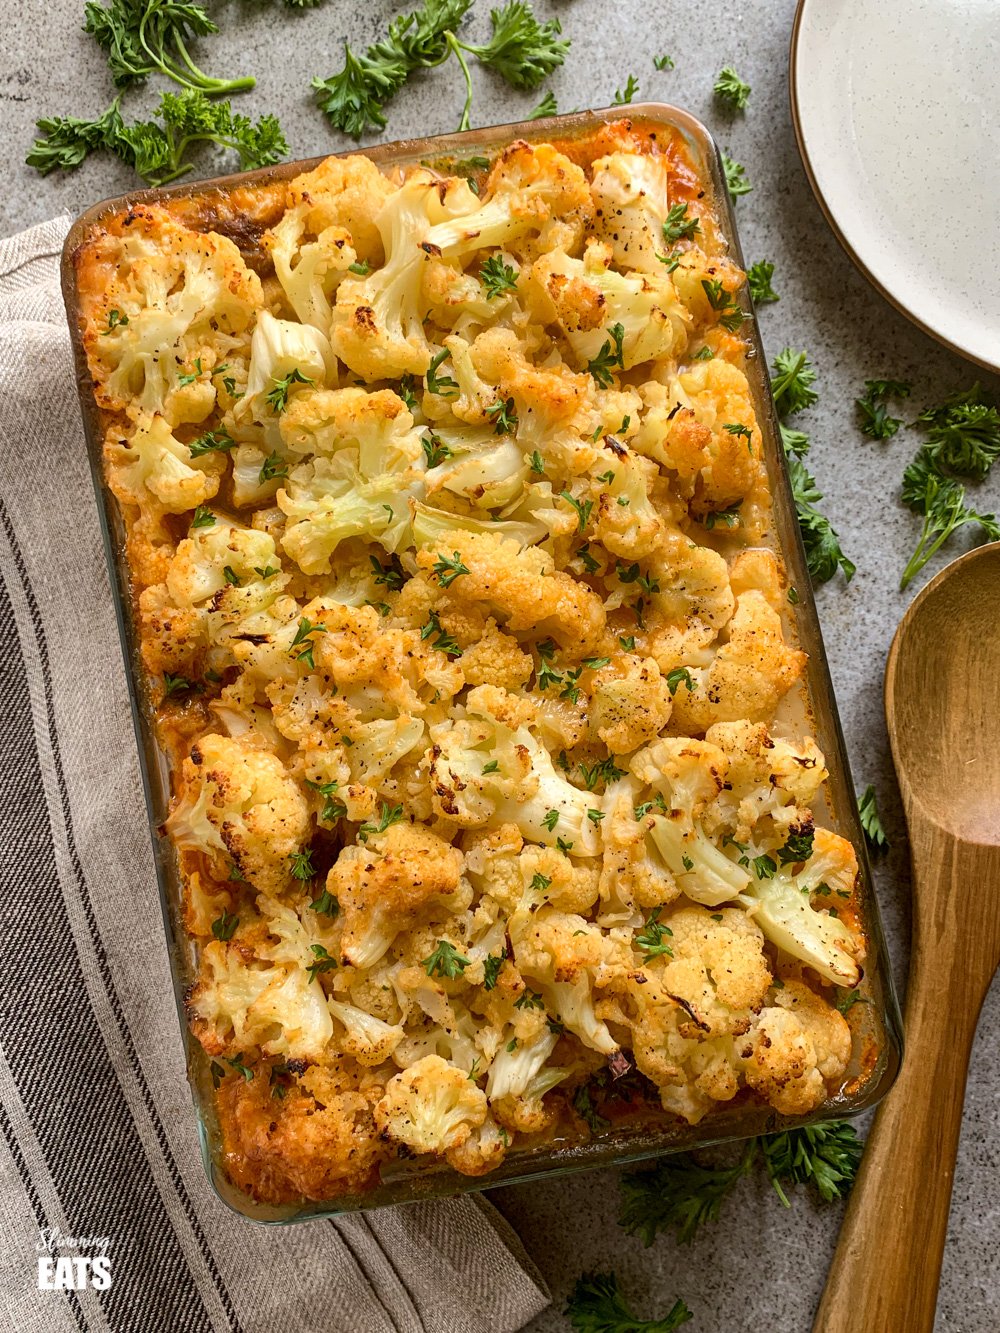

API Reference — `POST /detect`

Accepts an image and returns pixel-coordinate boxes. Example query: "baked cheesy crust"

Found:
[75,120,866,1205]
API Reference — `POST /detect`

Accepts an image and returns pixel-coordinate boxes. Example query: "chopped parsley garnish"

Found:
[579,756,626,790]
[635,910,674,959]
[188,428,235,458]
[482,951,505,989]
[653,54,674,70]
[306,944,337,982]
[482,759,500,774]
[358,801,404,843]
[421,431,453,467]
[542,808,560,831]
[288,849,316,881]
[560,490,594,533]
[665,667,695,697]
[528,89,558,119]
[777,827,815,864]
[771,348,818,415]
[586,322,626,388]
[613,74,640,104]
[619,635,636,650]
[701,278,744,332]
[369,552,407,590]
[486,396,519,435]
[265,367,313,413]
[306,778,347,824]
[310,889,340,918]
[662,202,700,243]
[425,348,459,397]
[479,253,519,298]
[211,909,239,942]
[565,1273,692,1333]
[348,259,370,275]
[421,610,462,656]
[753,853,777,880]
[514,989,545,1010]
[529,450,546,475]
[190,505,215,528]
[258,451,289,484]
[857,783,889,852]
[714,65,751,110]
[103,309,128,333]
[432,550,471,587]
[746,260,779,305]
[162,672,193,698]
[422,939,470,980]
[722,150,752,198]
[289,616,325,669]
[222,565,241,587]
[724,422,753,448]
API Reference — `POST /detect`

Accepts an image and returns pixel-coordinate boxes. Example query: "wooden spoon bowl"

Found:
[814,541,1000,1332]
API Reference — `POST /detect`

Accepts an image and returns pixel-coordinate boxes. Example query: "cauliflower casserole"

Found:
[74,120,867,1205]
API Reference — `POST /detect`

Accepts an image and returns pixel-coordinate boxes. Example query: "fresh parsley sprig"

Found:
[565,1273,692,1333]
[857,784,889,852]
[714,65,751,110]
[619,1121,863,1246]
[28,88,288,184]
[898,449,999,589]
[746,259,779,305]
[83,0,255,96]
[313,0,569,137]
[855,378,910,440]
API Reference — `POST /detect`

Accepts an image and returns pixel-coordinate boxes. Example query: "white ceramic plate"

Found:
[790,0,1000,372]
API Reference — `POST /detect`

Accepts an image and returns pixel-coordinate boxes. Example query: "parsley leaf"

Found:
[915,383,1000,480]
[421,938,470,979]
[306,944,337,982]
[358,801,404,842]
[714,65,751,110]
[426,348,459,397]
[486,395,519,435]
[527,88,557,119]
[635,910,673,959]
[856,378,911,440]
[565,1273,692,1333]
[746,259,779,305]
[211,909,239,941]
[586,323,625,387]
[857,783,889,852]
[899,449,999,589]
[479,253,519,299]
[266,367,313,413]
[482,951,505,989]
[83,0,253,95]
[613,74,640,105]
[665,667,694,696]
[722,150,751,198]
[784,452,856,584]
[771,348,818,416]
[661,202,700,243]
[431,550,471,587]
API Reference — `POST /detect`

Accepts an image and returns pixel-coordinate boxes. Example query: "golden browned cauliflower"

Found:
[218,1060,390,1202]
[165,732,311,892]
[742,977,852,1116]
[80,205,261,426]
[328,823,466,969]
[415,529,606,654]
[375,1055,487,1153]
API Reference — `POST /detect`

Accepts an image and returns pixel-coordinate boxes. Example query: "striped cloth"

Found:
[0,217,549,1333]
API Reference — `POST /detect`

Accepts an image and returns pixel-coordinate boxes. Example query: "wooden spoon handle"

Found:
[813,852,985,1333]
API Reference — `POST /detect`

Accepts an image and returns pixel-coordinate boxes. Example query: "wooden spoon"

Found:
[813,541,1000,1333]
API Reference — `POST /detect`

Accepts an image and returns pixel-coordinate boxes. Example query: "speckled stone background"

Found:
[1,1,997,1328]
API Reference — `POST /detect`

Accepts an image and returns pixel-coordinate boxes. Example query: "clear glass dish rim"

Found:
[60,101,903,1224]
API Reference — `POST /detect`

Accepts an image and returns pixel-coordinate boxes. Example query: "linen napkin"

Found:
[0,216,549,1333]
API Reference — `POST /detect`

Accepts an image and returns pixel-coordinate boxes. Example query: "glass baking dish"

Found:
[60,103,903,1222]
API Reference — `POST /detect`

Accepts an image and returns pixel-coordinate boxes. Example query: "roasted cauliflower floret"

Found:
[217,1060,389,1202]
[332,170,480,379]
[415,529,606,654]
[670,590,807,734]
[105,414,225,521]
[277,393,425,572]
[238,309,334,424]
[589,150,675,274]
[588,655,674,753]
[285,153,397,263]
[165,732,311,892]
[327,823,465,969]
[742,977,852,1116]
[375,1055,487,1154]
[528,242,689,372]
[79,205,261,426]
[425,140,593,261]
[636,363,762,516]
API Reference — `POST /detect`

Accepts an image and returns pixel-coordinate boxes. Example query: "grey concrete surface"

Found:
[2,1,998,1328]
